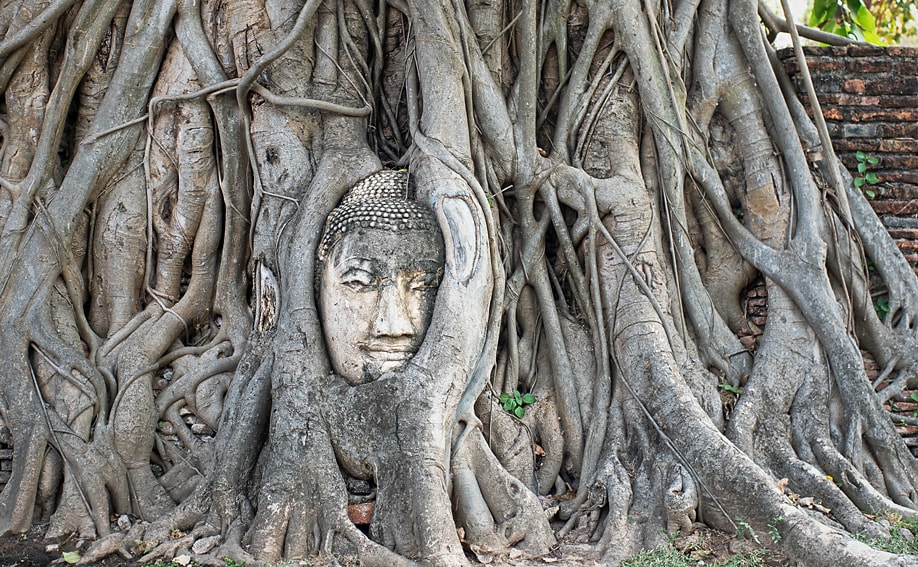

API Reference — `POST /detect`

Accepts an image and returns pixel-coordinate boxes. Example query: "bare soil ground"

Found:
[0,523,792,567]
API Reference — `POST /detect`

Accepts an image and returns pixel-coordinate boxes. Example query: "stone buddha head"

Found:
[317,170,445,385]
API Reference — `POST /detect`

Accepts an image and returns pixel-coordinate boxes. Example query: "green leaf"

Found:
[514,406,525,418]
[718,383,743,395]
[809,0,830,26]
[865,189,876,199]
[858,162,868,173]
[522,393,536,405]
[865,173,879,184]
[909,392,918,403]
[876,295,891,313]
[867,156,879,164]
[503,400,515,412]
[514,390,523,405]
[853,3,877,32]
[863,28,882,44]
[62,551,81,564]
[856,150,867,161]
[854,177,865,187]
[499,393,511,403]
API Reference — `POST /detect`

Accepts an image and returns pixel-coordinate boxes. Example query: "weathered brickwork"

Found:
[781,46,918,269]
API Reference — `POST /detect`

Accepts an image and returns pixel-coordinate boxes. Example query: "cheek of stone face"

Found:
[321,272,379,384]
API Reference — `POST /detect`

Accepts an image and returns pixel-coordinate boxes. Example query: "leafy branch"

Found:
[854,151,880,199]
[809,0,882,43]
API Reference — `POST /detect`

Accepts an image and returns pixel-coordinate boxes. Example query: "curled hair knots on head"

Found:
[319,170,439,261]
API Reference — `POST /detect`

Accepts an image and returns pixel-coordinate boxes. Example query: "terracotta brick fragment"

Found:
[843,78,866,93]
[348,502,375,525]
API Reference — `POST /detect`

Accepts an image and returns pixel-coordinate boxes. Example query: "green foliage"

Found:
[735,518,761,544]
[718,382,743,395]
[855,516,918,554]
[500,390,536,418]
[808,0,918,44]
[622,544,691,567]
[809,0,882,43]
[854,151,880,199]
[621,544,773,567]
[768,516,784,543]
[719,549,771,567]
[224,559,246,567]
[875,294,891,321]
[871,0,918,44]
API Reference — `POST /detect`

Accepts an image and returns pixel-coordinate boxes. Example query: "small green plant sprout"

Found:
[223,559,246,567]
[854,151,880,198]
[768,516,784,543]
[718,382,742,395]
[735,518,761,544]
[500,390,536,418]
[875,294,891,321]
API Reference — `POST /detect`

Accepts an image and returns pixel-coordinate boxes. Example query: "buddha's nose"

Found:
[373,283,414,338]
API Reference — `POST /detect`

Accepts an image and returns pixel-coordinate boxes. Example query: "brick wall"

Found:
[780,46,918,269]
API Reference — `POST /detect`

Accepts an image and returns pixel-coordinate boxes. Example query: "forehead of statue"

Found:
[327,227,444,273]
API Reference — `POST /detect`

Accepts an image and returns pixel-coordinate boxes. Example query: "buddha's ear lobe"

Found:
[437,195,481,286]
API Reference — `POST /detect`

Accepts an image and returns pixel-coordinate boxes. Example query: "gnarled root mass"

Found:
[0,0,915,566]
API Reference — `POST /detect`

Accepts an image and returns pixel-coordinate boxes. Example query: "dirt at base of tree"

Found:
[0,524,792,567]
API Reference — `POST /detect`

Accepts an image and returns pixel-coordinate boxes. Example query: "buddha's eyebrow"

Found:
[406,261,442,273]
[336,257,378,272]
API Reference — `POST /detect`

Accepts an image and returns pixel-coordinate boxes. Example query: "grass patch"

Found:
[621,544,774,567]
[855,514,918,555]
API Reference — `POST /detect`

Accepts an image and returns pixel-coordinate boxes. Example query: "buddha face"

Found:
[320,226,444,384]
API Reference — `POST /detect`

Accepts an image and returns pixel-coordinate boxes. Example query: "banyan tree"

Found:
[0,0,917,565]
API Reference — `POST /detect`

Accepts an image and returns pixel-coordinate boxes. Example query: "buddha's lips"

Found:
[363,344,416,360]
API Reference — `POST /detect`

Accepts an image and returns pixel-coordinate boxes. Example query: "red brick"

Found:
[823,108,845,121]
[878,172,918,185]
[865,77,918,95]
[819,94,918,108]
[834,94,882,106]
[897,61,918,75]
[876,154,918,169]
[843,79,866,93]
[881,123,918,137]
[851,109,918,123]
[848,45,887,57]
[888,47,918,57]
[889,228,918,240]
[878,184,918,200]
[838,122,881,137]
[833,139,880,152]
[879,95,918,108]
[805,59,845,71]
[846,59,893,73]
[879,139,918,153]
[871,200,918,215]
